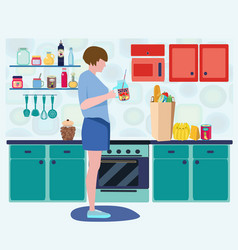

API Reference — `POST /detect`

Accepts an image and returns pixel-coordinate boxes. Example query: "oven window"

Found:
[98,160,139,187]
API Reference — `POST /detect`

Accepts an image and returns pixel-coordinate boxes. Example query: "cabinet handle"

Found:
[190,72,194,75]
[195,160,199,165]
[147,51,149,55]
[64,150,71,154]
[207,150,214,154]
[168,150,175,153]
[183,160,187,164]
[39,160,43,165]
[204,72,207,75]
[52,160,56,164]
[25,150,31,153]
[158,63,162,77]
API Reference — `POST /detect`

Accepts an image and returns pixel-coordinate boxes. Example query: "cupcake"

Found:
[60,119,76,140]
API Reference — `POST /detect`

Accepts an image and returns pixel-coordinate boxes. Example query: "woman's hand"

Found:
[106,90,116,99]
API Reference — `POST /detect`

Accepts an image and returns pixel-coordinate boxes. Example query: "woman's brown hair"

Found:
[83,46,108,66]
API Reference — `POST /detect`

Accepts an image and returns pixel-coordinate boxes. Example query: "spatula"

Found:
[23,95,30,117]
[31,94,40,117]
[40,95,48,120]
[48,95,57,119]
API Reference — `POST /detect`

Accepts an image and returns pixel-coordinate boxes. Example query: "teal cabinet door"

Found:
[193,159,228,200]
[153,159,189,201]
[50,159,85,201]
[10,159,45,200]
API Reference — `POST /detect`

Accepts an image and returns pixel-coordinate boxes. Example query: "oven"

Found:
[95,143,149,202]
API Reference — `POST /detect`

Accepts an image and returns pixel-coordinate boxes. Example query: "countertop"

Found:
[6,140,233,145]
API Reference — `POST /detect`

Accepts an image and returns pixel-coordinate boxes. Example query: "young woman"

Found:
[78,46,116,218]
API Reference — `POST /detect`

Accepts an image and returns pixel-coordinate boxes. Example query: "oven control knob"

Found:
[126,149,131,154]
[117,149,121,154]
[135,149,140,154]
[107,150,112,154]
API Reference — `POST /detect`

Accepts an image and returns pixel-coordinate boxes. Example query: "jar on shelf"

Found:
[12,76,23,88]
[31,56,42,65]
[17,48,30,65]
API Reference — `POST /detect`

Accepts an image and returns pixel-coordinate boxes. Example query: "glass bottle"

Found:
[58,40,64,66]
[17,48,30,65]
[61,68,68,88]
[68,47,74,65]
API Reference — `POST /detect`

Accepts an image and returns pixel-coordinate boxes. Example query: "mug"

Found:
[33,78,44,88]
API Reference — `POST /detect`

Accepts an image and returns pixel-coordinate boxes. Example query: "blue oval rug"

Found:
[71,205,140,222]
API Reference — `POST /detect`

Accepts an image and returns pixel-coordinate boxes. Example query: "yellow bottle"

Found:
[68,72,78,88]
[43,52,55,65]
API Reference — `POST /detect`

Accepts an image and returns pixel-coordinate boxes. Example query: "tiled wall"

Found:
[6,39,233,140]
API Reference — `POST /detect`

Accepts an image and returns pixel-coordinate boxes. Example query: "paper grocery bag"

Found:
[150,102,176,141]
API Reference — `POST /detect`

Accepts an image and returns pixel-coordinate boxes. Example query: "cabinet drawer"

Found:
[131,44,165,56]
[193,145,228,158]
[10,145,45,158]
[153,145,189,158]
[50,145,85,158]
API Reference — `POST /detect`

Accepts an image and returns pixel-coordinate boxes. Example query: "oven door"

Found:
[96,157,149,189]
[132,58,165,82]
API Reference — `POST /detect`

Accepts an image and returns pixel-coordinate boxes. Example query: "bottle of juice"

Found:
[68,47,74,65]
[58,40,64,66]
[61,68,68,88]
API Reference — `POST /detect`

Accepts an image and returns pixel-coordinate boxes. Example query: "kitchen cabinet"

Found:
[131,44,165,56]
[50,159,85,200]
[9,144,86,202]
[193,145,229,201]
[193,159,228,200]
[153,145,189,201]
[169,44,198,82]
[153,144,230,202]
[49,145,86,201]
[10,159,45,200]
[154,159,189,200]
[200,44,229,82]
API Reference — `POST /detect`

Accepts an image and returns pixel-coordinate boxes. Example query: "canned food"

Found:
[201,124,212,140]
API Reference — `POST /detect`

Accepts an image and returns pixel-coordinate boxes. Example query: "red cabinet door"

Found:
[200,44,229,82]
[169,44,198,82]
[131,44,165,56]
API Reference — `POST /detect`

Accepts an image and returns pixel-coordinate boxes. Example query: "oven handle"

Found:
[101,160,137,163]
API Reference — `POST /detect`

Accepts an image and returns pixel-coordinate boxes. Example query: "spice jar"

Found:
[47,76,56,89]
[31,56,42,65]
[60,119,76,140]
[12,76,23,88]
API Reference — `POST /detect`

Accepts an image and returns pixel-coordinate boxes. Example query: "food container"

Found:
[60,119,76,140]
[118,88,130,101]
[201,124,212,140]
[31,56,42,65]
[12,76,23,88]
[17,48,30,65]
[47,76,56,89]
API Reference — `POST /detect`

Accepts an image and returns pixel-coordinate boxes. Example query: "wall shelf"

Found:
[9,88,78,90]
[9,65,81,68]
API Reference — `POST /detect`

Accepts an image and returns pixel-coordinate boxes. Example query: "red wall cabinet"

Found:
[200,44,229,82]
[131,44,165,56]
[169,45,198,82]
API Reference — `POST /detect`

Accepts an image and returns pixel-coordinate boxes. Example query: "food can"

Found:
[201,124,212,140]
[47,76,56,89]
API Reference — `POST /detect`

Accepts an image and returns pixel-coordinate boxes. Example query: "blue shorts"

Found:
[82,118,110,151]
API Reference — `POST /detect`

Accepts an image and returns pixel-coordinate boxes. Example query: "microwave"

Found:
[131,58,165,82]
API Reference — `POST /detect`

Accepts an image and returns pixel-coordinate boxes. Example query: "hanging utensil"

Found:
[40,95,48,120]
[48,95,57,119]
[31,94,40,117]
[23,95,30,117]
